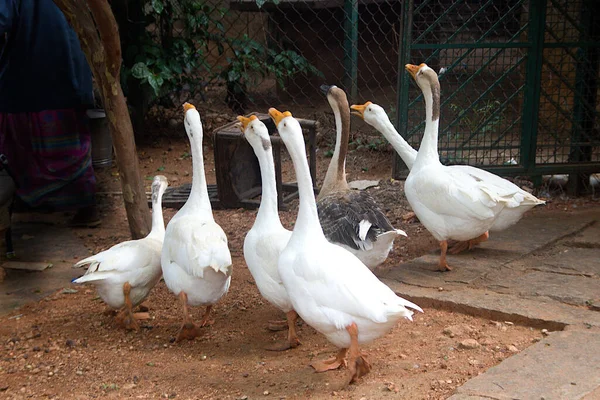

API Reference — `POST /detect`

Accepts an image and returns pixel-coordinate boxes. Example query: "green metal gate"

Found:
[394,0,600,190]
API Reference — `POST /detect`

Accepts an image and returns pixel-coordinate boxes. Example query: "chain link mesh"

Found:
[139,0,598,179]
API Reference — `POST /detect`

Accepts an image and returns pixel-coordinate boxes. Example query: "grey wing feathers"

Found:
[317,190,396,250]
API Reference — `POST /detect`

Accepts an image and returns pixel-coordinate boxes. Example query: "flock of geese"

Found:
[72,63,544,385]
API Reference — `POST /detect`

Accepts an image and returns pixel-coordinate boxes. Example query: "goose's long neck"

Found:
[376,115,418,170]
[287,131,325,240]
[414,82,441,167]
[255,144,282,226]
[184,134,213,215]
[319,102,349,199]
[148,189,166,240]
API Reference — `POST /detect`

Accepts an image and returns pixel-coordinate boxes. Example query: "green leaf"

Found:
[131,62,152,79]
[151,0,164,14]
[157,165,165,171]
[147,74,164,96]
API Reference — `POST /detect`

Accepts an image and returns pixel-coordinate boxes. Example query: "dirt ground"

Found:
[1,107,598,400]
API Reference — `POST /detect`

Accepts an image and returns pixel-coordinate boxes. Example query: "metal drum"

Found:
[87,109,113,168]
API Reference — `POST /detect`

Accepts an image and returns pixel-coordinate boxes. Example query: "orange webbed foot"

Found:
[116,310,140,331]
[438,261,453,271]
[310,348,348,372]
[176,322,200,342]
[265,337,301,352]
[347,354,371,384]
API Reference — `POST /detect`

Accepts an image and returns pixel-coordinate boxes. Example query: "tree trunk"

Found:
[53,0,151,239]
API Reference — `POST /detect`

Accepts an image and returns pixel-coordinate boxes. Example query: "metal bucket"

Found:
[87,109,113,168]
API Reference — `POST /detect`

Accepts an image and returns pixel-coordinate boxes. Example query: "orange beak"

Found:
[236,115,257,132]
[183,102,196,113]
[268,108,292,126]
[405,64,420,79]
[350,101,372,119]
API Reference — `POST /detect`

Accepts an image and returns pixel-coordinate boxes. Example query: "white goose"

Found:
[161,103,232,341]
[390,64,543,271]
[317,85,406,270]
[238,114,299,351]
[269,107,422,385]
[73,175,168,330]
[351,66,544,254]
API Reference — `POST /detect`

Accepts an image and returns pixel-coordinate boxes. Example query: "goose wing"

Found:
[164,220,232,278]
[317,190,396,251]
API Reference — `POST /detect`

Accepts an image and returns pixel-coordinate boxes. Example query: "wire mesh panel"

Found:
[537,0,600,170]
[395,0,600,180]
[397,0,531,173]
[132,0,405,113]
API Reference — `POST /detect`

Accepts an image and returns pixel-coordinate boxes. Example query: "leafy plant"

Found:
[449,100,504,137]
[219,35,323,113]
[349,136,389,152]
[117,0,323,118]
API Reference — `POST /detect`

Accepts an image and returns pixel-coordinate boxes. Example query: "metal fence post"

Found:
[520,0,547,182]
[392,0,414,180]
[343,0,359,102]
[567,0,599,195]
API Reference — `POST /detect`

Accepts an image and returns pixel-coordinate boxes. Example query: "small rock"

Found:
[65,339,75,348]
[459,339,480,349]
[504,321,514,326]
[541,329,549,336]
[443,324,472,338]
[122,383,136,390]
[61,288,78,294]
[507,345,519,353]
[263,391,269,395]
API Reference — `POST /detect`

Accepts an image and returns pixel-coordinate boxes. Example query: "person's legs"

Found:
[0,110,100,226]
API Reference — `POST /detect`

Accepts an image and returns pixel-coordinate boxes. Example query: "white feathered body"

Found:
[405,162,517,242]
[451,165,544,231]
[278,234,421,348]
[340,229,403,269]
[368,105,544,234]
[73,237,163,309]
[243,218,293,312]
[161,212,232,306]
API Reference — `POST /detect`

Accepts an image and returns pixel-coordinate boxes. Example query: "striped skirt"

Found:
[0,109,96,210]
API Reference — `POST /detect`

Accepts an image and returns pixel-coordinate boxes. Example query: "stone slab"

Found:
[2,261,53,271]
[448,328,600,400]
[383,210,596,290]
[566,221,600,248]
[499,271,600,307]
[0,222,88,316]
[348,179,380,190]
[381,280,600,329]
[541,247,600,277]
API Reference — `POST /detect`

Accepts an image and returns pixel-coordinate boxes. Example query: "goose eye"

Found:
[284,123,287,127]
[368,108,372,112]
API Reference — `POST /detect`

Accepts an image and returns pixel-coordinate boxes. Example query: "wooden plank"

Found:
[2,261,53,271]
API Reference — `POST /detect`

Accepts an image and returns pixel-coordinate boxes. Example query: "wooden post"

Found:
[53,0,151,239]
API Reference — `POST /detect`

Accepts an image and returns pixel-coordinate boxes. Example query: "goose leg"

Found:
[265,310,301,351]
[117,282,139,331]
[199,305,214,327]
[310,348,348,372]
[267,319,288,331]
[346,322,371,384]
[438,241,452,271]
[448,232,489,254]
[176,291,199,341]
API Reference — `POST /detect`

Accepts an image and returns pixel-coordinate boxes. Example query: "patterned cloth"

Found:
[0,109,96,210]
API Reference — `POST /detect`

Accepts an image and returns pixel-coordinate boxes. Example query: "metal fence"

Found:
[396,0,600,190]
[130,0,599,189]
